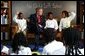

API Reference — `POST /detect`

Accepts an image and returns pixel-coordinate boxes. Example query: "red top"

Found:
[37,15,42,24]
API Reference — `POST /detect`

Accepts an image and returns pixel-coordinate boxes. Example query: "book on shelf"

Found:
[1,32,8,40]
[1,9,8,24]
[1,15,8,24]
[81,31,84,39]
[1,9,8,15]
[1,32,3,40]
[1,1,8,8]
[83,15,84,23]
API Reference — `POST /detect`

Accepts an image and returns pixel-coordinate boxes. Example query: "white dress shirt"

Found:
[1,46,9,55]
[42,40,66,55]
[10,53,17,55]
[59,12,76,32]
[78,48,84,55]
[13,15,27,32]
[44,19,58,30]
[18,46,32,55]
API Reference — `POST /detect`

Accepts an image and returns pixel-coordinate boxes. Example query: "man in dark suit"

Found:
[28,7,45,50]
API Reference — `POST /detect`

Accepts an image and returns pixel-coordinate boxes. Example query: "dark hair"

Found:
[12,32,27,52]
[47,12,53,16]
[18,12,23,18]
[62,11,69,17]
[63,28,81,46]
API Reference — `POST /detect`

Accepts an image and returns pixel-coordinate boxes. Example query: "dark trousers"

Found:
[35,34,40,46]
[44,28,55,43]
[34,27,43,49]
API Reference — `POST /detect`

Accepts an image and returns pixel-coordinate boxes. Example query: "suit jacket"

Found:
[28,14,46,34]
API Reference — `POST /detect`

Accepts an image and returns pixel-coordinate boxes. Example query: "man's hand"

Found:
[38,24,43,28]
[25,18,30,22]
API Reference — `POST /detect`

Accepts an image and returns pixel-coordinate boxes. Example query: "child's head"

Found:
[18,12,24,19]
[47,12,53,20]
[12,32,27,53]
[62,10,69,18]
[63,28,81,45]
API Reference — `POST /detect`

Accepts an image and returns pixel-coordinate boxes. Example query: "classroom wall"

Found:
[12,1,77,24]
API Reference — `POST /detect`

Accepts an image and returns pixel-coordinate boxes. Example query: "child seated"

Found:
[13,12,27,35]
[44,12,58,43]
[42,39,65,55]
[11,32,32,55]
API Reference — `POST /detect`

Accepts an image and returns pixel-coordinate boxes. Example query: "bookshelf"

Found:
[1,1,12,40]
[80,1,84,32]
[80,1,84,39]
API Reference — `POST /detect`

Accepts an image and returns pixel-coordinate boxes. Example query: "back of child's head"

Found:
[18,32,27,47]
[12,32,27,52]
[63,28,81,45]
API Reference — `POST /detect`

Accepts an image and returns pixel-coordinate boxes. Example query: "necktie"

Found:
[37,16,41,23]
